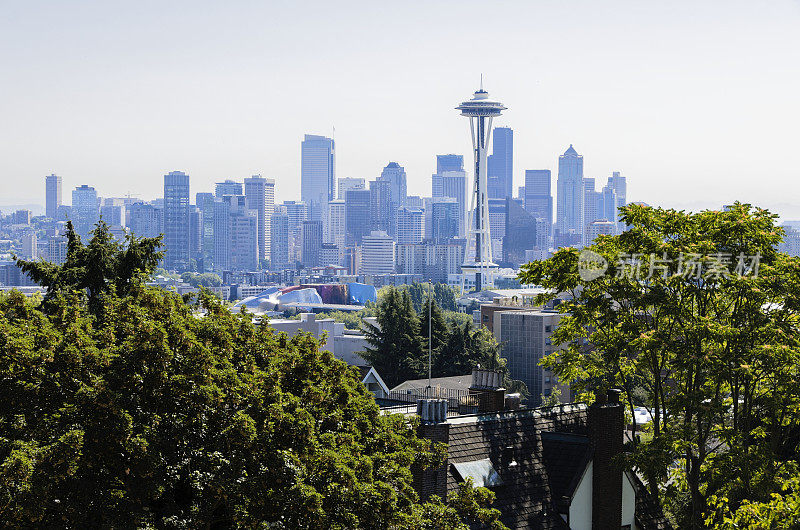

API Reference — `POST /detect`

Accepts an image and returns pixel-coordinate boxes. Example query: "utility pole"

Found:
[428,279,432,389]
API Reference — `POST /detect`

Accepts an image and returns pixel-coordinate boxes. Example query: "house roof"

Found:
[440,405,671,530]
[391,374,473,393]
[540,431,592,504]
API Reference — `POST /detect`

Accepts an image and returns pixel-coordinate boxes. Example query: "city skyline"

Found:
[2,2,799,218]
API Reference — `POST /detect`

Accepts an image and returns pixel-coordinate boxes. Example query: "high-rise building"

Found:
[213,195,257,271]
[21,232,37,260]
[583,177,601,239]
[524,169,553,249]
[436,154,464,175]
[100,199,126,229]
[555,145,585,247]
[396,240,465,282]
[434,171,468,237]
[129,202,163,239]
[607,172,627,232]
[326,199,346,249]
[369,179,393,235]
[196,193,215,270]
[189,206,202,259]
[361,231,395,275]
[215,179,242,198]
[163,171,191,270]
[396,207,424,245]
[587,219,616,244]
[71,185,99,240]
[345,189,371,245]
[301,220,323,268]
[487,127,513,199]
[301,134,335,223]
[270,206,290,270]
[244,175,275,264]
[320,243,340,266]
[493,310,563,406]
[488,198,507,244]
[377,162,407,208]
[431,198,460,243]
[45,174,62,219]
[283,201,308,264]
[457,85,506,291]
[337,177,365,199]
[503,198,538,267]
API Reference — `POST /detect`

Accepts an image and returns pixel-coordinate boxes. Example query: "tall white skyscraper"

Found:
[244,175,275,263]
[555,145,584,246]
[326,199,346,250]
[301,134,335,224]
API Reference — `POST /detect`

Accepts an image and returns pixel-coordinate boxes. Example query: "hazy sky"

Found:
[2,1,799,217]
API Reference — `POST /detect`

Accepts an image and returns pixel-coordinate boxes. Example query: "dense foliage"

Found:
[0,223,506,528]
[361,286,525,394]
[520,203,800,528]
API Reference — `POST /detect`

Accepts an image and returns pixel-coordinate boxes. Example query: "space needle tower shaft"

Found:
[456,80,506,292]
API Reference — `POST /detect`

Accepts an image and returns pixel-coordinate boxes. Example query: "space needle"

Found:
[456,79,506,292]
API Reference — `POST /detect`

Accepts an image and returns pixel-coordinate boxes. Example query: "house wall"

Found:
[623,473,636,528]
[569,460,593,530]
[332,335,368,365]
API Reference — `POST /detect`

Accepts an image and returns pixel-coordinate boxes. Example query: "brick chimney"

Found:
[412,399,450,501]
[589,388,624,529]
[469,368,506,413]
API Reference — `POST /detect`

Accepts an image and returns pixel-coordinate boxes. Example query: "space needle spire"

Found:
[456,81,506,292]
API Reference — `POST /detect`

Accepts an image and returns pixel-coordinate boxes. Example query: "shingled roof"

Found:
[437,404,671,530]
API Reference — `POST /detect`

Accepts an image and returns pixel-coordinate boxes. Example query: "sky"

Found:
[2,1,799,217]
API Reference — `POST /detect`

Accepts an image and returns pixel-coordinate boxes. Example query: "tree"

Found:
[180,271,223,288]
[519,202,800,528]
[0,285,505,528]
[361,287,427,388]
[14,220,163,314]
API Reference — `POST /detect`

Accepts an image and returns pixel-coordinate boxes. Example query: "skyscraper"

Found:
[607,171,627,232]
[301,220,323,268]
[244,175,275,264]
[555,145,584,247]
[344,189,370,246]
[487,127,513,199]
[337,177,365,199]
[583,177,601,239]
[270,206,290,270]
[361,231,395,275]
[457,84,506,291]
[435,171,468,237]
[524,169,553,249]
[71,184,99,240]
[503,198,538,267]
[377,162,407,208]
[163,171,190,270]
[215,179,242,198]
[326,199,346,249]
[45,174,62,219]
[369,179,393,235]
[301,134,335,223]
[196,193,215,270]
[431,198,459,243]
[129,202,163,239]
[284,201,308,264]
[396,207,424,245]
[213,195,258,271]
[436,154,464,174]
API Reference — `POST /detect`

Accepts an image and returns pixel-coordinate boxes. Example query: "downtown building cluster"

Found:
[1,133,641,290]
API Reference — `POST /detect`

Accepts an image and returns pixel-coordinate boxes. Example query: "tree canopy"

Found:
[519,202,800,528]
[362,286,524,393]
[0,225,505,528]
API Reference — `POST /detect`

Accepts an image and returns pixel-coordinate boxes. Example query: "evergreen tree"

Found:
[361,287,427,388]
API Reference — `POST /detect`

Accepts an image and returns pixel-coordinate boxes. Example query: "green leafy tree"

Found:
[0,285,505,528]
[519,202,800,528]
[180,271,223,287]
